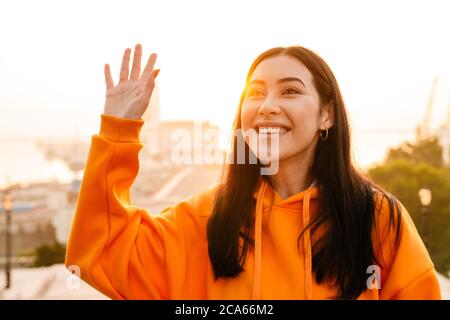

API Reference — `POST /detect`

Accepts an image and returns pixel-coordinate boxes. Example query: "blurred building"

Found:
[36,140,90,173]
[141,83,222,166]
[435,102,450,165]
[0,186,58,266]
[142,81,161,160]
[51,179,80,244]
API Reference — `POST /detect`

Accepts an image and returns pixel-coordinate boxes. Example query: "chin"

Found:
[256,150,289,165]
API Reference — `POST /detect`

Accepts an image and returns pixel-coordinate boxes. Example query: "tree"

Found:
[368,137,450,276]
[33,241,66,267]
[386,137,444,167]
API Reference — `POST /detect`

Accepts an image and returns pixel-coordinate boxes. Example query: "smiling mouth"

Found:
[256,127,291,135]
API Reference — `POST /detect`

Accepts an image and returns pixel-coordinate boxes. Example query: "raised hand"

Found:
[103,44,159,120]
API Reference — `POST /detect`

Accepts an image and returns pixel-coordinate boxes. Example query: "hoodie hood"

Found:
[252,177,318,300]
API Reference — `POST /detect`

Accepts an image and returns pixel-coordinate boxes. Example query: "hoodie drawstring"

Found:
[252,180,314,300]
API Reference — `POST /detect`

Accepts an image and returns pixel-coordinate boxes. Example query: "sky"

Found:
[0,0,449,168]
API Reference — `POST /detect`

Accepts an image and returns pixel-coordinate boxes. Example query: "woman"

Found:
[65,44,441,299]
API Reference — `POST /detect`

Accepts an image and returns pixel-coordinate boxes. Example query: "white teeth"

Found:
[259,127,287,134]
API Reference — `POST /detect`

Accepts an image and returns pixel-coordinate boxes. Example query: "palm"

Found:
[103,44,159,120]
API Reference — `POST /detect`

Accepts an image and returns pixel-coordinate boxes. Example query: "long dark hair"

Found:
[207,46,402,299]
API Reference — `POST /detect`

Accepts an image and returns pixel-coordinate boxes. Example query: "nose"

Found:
[258,95,281,116]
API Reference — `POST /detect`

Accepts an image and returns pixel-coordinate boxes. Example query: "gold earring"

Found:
[320,128,329,141]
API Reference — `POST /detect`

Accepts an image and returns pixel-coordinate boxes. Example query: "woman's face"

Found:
[240,54,332,165]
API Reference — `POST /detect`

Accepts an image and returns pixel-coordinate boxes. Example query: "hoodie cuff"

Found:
[99,114,145,143]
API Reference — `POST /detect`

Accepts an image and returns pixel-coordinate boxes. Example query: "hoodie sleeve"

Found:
[65,114,170,300]
[374,195,442,300]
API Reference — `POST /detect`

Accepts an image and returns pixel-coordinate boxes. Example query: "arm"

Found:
[65,45,205,299]
[375,197,442,300]
[65,114,169,299]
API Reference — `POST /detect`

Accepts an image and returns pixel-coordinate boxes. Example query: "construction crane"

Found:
[416,76,438,141]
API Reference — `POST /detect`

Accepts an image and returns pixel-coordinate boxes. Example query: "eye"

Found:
[283,88,301,95]
[247,89,264,97]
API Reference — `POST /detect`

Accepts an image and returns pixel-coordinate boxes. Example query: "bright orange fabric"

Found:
[65,114,442,300]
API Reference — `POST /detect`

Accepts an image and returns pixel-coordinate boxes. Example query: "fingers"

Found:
[130,44,142,80]
[104,64,114,90]
[146,69,160,89]
[119,48,131,83]
[142,53,157,84]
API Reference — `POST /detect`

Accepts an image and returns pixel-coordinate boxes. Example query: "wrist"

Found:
[99,114,145,142]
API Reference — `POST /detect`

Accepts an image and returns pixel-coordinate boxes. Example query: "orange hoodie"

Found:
[65,114,442,300]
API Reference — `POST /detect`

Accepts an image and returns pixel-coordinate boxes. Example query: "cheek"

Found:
[240,103,256,131]
[286,103,321,141]
[295,96,320,123]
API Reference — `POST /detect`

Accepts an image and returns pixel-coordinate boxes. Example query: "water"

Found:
[0,139,75,189]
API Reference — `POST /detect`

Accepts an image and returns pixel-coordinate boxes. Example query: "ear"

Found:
[320,102,335,130]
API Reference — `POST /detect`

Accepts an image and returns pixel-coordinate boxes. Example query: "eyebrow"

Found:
[248,77,306,87]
